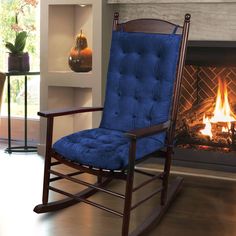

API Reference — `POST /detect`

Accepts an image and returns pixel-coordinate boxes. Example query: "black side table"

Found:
[5,71,40,153]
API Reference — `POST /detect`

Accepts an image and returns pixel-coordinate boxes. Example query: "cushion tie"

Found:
[172,25,179,34]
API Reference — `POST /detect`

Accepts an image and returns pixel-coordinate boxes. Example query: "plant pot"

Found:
[8,52,30,72]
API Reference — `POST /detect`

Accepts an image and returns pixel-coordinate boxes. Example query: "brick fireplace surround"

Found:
[181,41,236,113]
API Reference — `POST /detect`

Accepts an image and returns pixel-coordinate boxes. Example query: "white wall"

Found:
[108,0,236,40]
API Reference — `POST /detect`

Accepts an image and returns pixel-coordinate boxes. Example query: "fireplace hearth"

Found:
[173,41,236,171]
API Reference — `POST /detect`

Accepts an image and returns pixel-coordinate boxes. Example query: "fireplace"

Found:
[173,41,236,172]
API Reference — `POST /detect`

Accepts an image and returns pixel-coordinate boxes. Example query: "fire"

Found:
[200,115,212,138]
[200,78,236,138]
[210,78,236,123]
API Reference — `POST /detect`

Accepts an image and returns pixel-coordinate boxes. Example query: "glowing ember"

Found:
[200,78,236,138]
[222,126,228,133]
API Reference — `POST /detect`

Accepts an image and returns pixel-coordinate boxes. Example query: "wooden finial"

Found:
[113,12,119,31]
[114,12,119,20]
[185,13,191,22]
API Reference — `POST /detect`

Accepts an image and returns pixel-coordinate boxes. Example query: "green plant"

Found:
[4,0,38,55]
[5,31,27,55]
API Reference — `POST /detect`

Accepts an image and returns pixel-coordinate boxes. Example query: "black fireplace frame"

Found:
[186,40,236,66]
[172,40,236,172]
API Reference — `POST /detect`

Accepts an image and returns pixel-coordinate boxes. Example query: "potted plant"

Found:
[6,31,29,72]
[4,0,38,72]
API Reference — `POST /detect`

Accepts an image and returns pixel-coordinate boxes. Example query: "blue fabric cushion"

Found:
[53,128,166,170]
[100,31,181,131]
[53,31,181,170]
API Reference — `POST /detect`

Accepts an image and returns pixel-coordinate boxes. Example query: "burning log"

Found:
[177,98,214,133]
[231,122,236,150]
[176,78,236,151]
[178,98,214,122]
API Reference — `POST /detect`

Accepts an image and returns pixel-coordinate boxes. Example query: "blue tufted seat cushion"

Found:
[53,128,166,170]
[53,31,181,170]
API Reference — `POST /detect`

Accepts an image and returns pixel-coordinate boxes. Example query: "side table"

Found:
[5,71,40,153]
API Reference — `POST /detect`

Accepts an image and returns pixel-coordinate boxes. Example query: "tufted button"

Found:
[147,115,152,121]
[135,52,142,59]
[114,111,119,116]
[132,114,137,118]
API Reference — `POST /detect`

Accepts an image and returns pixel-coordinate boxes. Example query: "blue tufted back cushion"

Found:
[100,31,182,133]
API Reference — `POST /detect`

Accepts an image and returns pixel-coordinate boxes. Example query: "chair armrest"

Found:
[38,106,103,118]
[126,121,170,140]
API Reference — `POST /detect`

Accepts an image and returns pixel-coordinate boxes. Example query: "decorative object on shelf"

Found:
[68,30,92,72]
[4,0,38,72]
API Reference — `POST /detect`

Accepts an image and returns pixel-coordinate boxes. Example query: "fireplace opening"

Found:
[176,41,236,152]
[176,73,236,151]
[172,41,236,171]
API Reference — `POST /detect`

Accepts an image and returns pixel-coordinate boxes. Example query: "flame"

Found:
[200,114,212,138]
[210,78,236,123]
[200,78,236,138]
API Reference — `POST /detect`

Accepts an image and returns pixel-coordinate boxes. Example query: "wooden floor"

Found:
[0,146,236,236]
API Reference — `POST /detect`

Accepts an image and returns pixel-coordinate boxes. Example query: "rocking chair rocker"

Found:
[34,12,191,235]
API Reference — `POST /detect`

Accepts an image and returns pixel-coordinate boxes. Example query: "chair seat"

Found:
[53,128,166,170]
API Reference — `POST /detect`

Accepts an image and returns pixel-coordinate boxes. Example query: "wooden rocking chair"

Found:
[34,13,191,235]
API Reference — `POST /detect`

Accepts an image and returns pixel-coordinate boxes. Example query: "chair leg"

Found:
[160,146,173,205]
[97,170,103,184]
[122,139,136,236]
[42,153,52,204]
[42,117,54,205]
[122,171,134,236]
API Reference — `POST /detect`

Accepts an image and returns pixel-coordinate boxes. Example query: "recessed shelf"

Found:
[46,71,93,87]
[48,77,93,88]
[39,0,112,151]
[48,4,93,72]
[46,71,93,78]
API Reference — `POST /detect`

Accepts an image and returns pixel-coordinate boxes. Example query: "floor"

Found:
[0,145,236,236]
